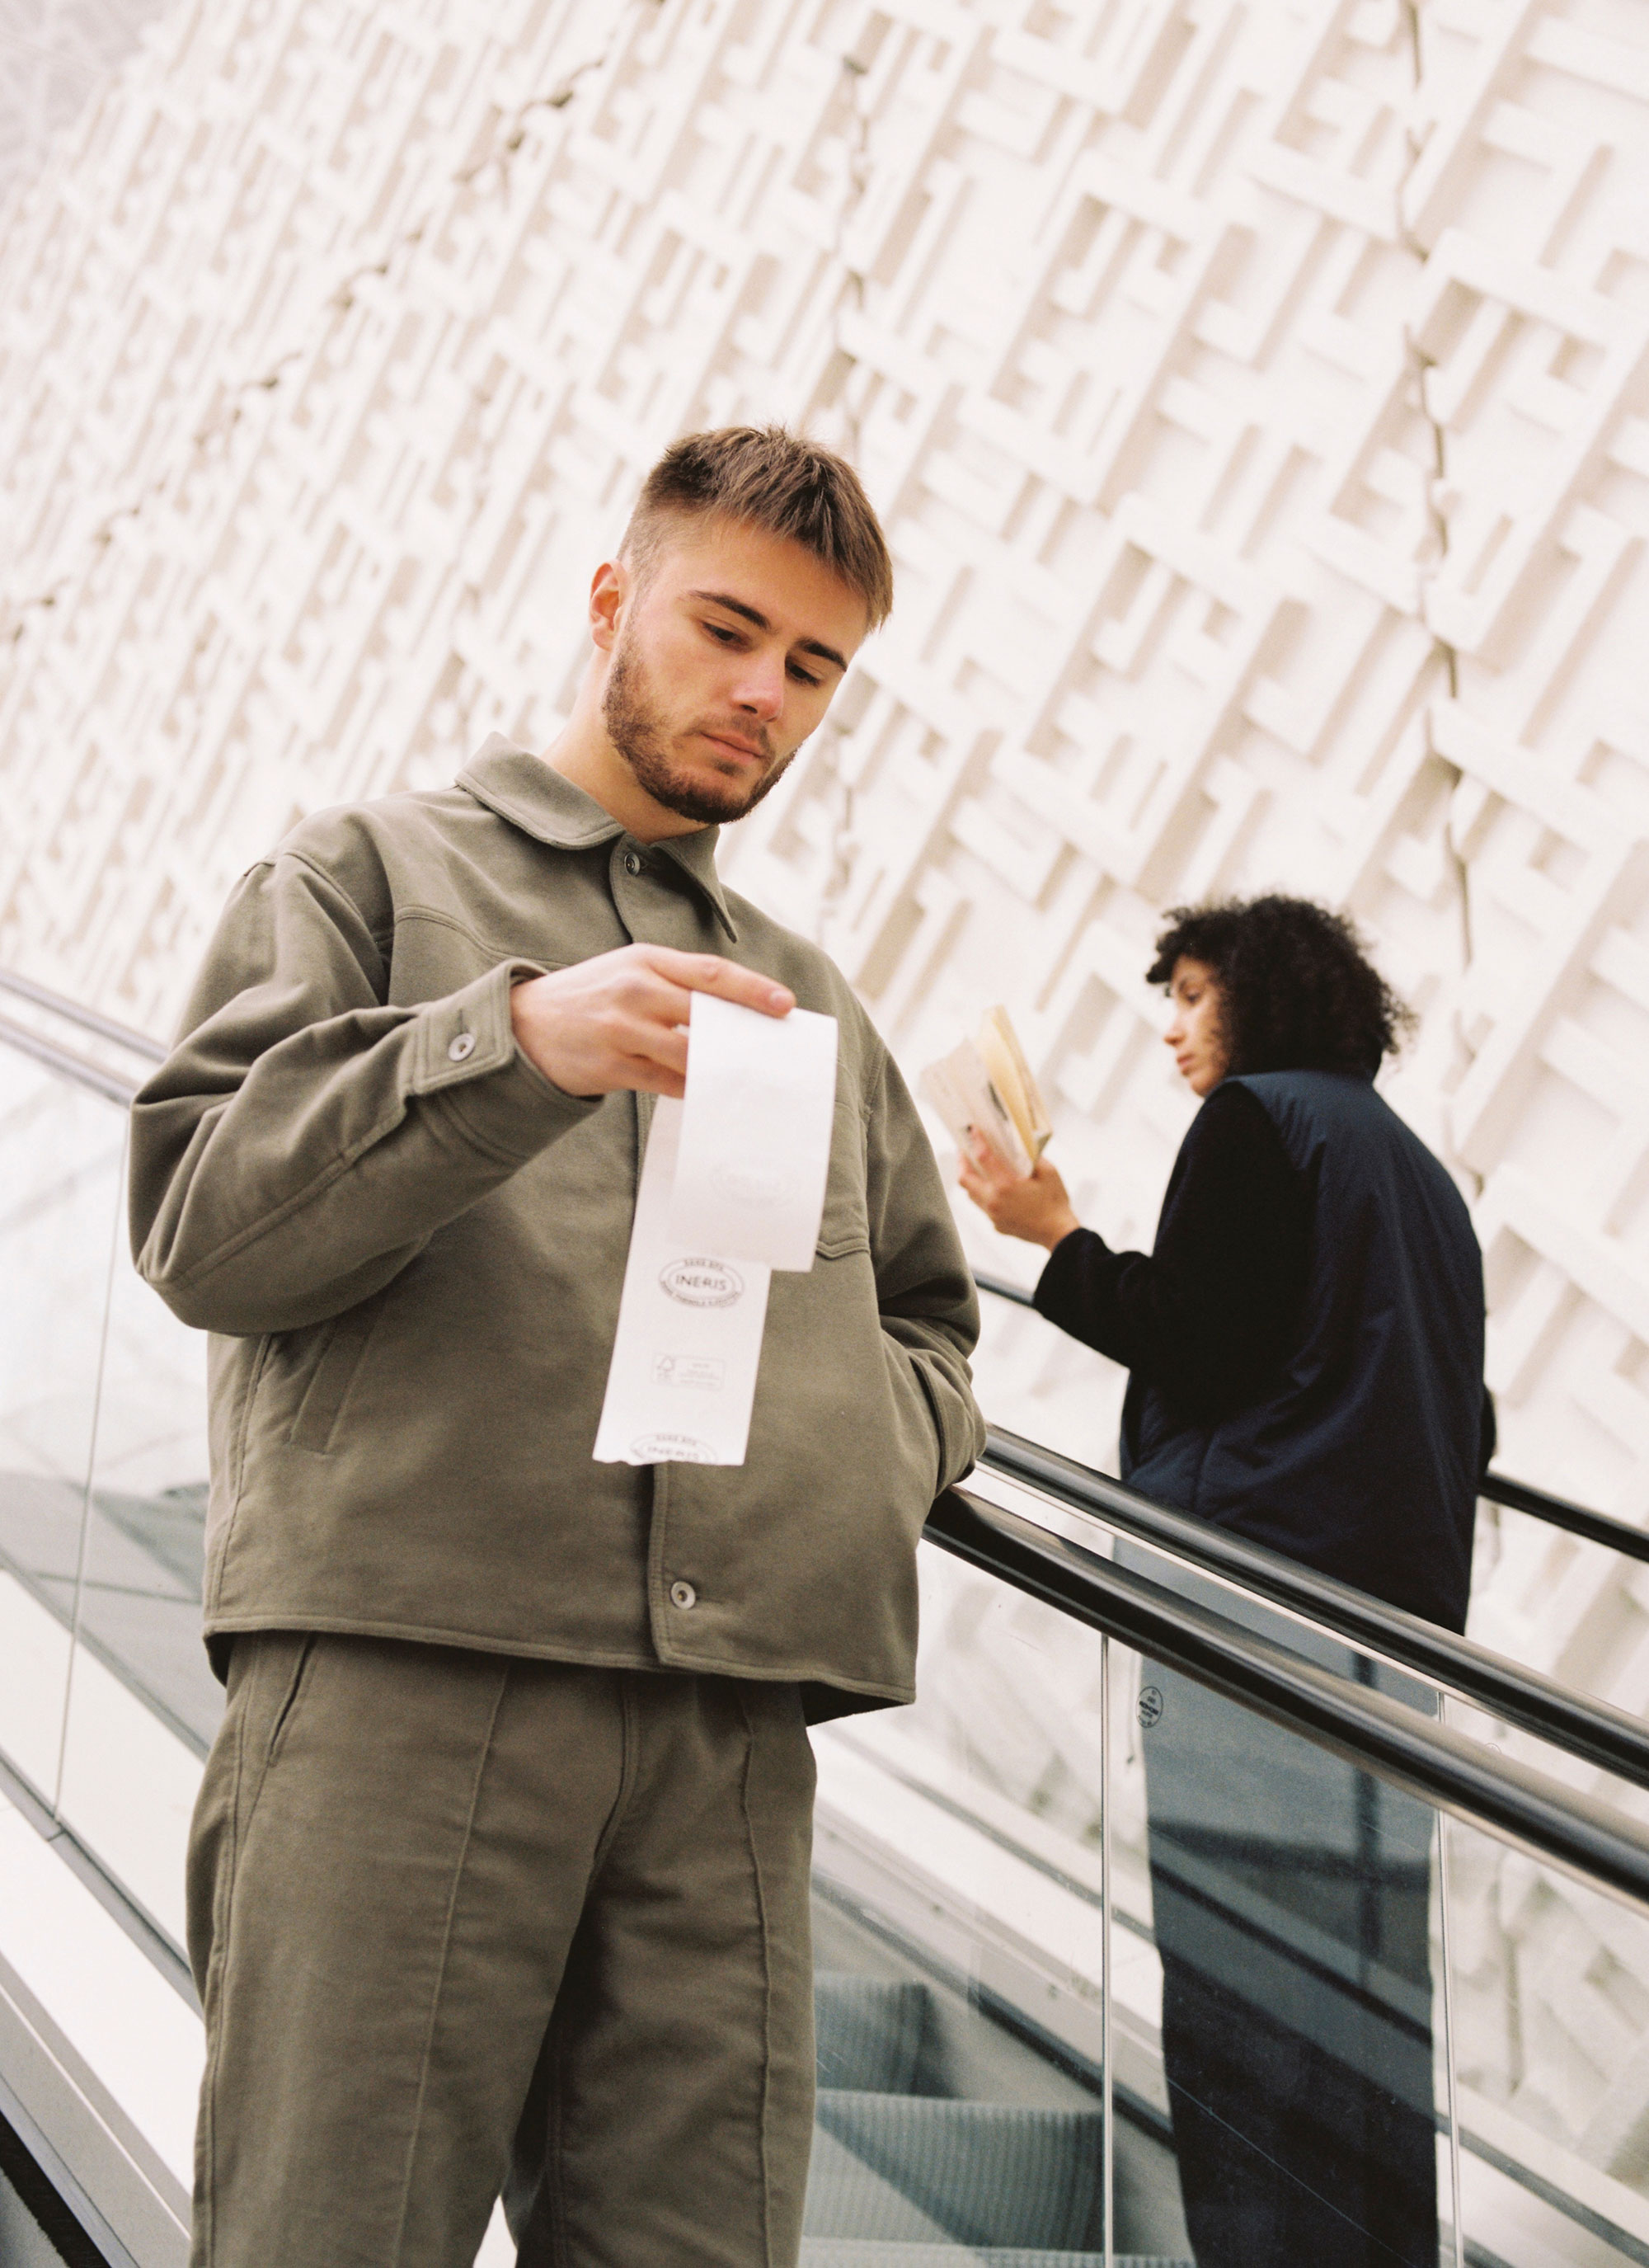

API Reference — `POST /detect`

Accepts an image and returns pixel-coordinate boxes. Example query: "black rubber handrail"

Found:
[923,1485,1649,1916]
[973,1268,1649,1569]
[980,1424,1649,1792]
[1478,1469,1649,1565]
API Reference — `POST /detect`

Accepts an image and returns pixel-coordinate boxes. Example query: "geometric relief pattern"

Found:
[2,0,1649,2209]
[0,0,171,203]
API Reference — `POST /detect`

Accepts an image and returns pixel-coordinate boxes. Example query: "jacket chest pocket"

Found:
[816,1090,871,1260]
[288,1294,388,1453]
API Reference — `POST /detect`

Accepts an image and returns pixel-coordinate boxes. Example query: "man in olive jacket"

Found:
[129,427,984,2268]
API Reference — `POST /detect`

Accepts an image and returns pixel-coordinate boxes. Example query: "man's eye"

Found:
[788,663,821,688]
[705,621,740,645]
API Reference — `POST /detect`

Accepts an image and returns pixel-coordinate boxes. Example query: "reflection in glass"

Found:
[1444,1807,1649,2265]
[54,1115,215,1946]
[1138,1658,1441,2267]
[0,1036,216,1946]
[809,1538,1474,2267]
[811,1541,1190,2265]
[0,1050,127,1800]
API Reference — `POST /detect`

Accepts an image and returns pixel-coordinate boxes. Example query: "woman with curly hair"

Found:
[961,893,1491,2268]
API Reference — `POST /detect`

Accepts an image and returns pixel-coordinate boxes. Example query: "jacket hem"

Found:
[199,1612,914,1706]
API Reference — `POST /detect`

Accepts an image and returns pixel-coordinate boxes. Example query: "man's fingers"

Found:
[621,1019,690,1077]
[640,946,793,1019]
[628,1063,688,1099]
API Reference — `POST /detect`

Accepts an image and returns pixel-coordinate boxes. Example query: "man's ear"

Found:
[589,557,628,652]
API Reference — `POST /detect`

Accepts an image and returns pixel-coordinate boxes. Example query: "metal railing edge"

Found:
[0,1014,144,1110]
[980,1423,1649,1793]
[923,1485,1649,1917]
[0,970,166,1062]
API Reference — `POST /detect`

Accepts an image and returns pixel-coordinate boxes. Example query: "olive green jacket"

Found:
[129,739,984,1717]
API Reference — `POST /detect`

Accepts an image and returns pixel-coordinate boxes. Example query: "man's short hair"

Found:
[622,426,895,628]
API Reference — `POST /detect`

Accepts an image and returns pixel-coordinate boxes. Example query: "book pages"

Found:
[919,1041,1034,1177]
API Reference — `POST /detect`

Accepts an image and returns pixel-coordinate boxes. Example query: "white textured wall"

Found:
[0,2,173,199]
[3,0,1649,2206]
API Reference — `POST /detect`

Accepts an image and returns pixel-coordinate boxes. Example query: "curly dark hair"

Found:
[1146,895,1413,1080]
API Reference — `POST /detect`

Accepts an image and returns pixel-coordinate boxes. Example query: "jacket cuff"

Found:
[407,960,602,1157]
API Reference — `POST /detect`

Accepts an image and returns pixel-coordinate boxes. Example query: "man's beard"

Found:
[602,637,796,825]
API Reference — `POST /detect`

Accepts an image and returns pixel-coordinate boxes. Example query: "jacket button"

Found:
[448,1032,477,1062]
[623,849,644,876]
[669,1579,697,1610]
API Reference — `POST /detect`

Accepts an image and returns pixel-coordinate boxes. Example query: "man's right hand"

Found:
[510,945,794,1099]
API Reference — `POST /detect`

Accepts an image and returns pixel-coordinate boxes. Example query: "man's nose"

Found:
[731,652,786,720]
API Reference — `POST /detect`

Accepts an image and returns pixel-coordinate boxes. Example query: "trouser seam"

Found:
[540,1672,639,2268]
[735,1686,777,2268]
[196,1645,254,2268]
[585,1671,641,1881]
[387,1654,513,2267]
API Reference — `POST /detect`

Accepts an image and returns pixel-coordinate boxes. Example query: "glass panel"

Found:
[808,1535,1467,2268]
[811,1538,1175,2266]
[1443,1800,1649,2265]
[0,1046,128,1805]
[1116,1611,1453,2268]
[55,1133,214,1949]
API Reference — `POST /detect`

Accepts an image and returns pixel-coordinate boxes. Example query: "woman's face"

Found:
[1164,958,1230,1097]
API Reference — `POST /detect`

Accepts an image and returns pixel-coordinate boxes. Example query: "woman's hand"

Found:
[957,1136,1081,1251]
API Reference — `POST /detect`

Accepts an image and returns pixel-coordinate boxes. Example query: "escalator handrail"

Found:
[924,1483,1649,1916]
[1476,1467,1649,1564]
[0,1010,148,1111]
[0,967,167,1061]
[980,1423,1649,1793]
[973,1267,1649,1569]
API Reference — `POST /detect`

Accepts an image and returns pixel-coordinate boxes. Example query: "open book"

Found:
[919,1006,1052,1179]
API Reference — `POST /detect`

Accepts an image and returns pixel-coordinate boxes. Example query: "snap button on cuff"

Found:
[448,1032,477,1062]
[669,1579,698,1610]
[623,849,644,876]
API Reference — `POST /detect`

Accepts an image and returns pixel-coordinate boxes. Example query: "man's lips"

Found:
[698,730,768,764]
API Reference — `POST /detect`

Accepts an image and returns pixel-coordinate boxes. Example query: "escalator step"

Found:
[805,2128,953,2242]
[813,2092,1103,2251]
[802,2247,1192,2268]
[815,1974,928,2094]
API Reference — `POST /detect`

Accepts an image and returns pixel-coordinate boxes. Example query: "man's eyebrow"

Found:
[687,589,849,675]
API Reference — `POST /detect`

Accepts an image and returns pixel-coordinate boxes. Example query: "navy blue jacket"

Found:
[1039,1071,1486,1631]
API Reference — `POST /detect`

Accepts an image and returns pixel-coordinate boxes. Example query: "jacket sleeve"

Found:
[1033,1081,1308,1420]
[129,848,601,1335]
[863,1040,987,1490]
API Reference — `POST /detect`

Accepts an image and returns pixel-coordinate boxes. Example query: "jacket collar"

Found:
[458,735,737,939]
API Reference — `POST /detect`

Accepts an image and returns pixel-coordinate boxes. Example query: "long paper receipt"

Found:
[594,998,839,1467]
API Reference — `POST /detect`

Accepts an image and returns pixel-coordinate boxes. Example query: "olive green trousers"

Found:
[186,1635,818,2268]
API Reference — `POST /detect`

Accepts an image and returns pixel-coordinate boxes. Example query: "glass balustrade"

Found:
[0,1033,214,1957]
[0,1047,129,1809]
[809,1495,1649,2267]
